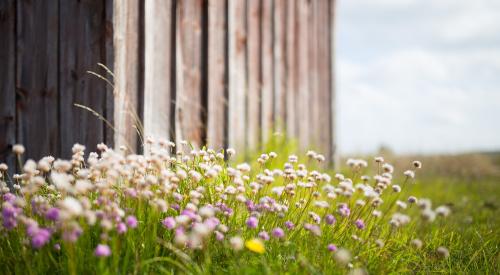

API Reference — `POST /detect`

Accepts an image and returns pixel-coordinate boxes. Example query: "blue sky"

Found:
[337,0,500,154]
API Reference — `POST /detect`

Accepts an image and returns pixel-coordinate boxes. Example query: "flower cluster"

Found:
[0,141,451,271]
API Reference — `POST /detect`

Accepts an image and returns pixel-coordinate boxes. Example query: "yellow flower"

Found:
[245,238,265,254]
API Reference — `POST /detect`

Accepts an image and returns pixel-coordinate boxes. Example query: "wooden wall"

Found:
[0,0,114,173]
[115,0,337,162]
[0,0,337,170]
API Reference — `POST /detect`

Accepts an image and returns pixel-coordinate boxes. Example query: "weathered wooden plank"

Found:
[59,0,107,157]
[0,0,16,175]
[105,0,115,148]
[175,0,204,147]
[228,0,247,151]
[308,0,320,150]
[246,0,261,150]
[144,0,174,144]
[317,0,332,160]
[16,0,59,160]
[296,0,310,150]
[330,0,338,168]
[273,0,286,133]
[260,0,273,143]
[285,0,298,140]
[207,0,227,150]
[114,0,141,152]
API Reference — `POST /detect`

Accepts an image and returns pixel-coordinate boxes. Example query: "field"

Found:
[0,139,498,274]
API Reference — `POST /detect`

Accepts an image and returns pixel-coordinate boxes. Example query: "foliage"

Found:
[0,139,498,274]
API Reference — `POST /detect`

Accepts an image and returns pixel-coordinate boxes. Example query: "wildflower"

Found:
[272,227,285,239]
[258,231,270,241]
[327,244,337,252]
[411,239,423,249]
[355,219,365,230]
[284,221,295,230]
[117,222,127,234]
[325,214,336,225]
[392,185,401,193]
[413,161,422,169]
[404,170,415,179]
[229,236,244,251]
[94,244,111,257]
[59,197,83,218]
[45,207,59,221]
[214,231,224,241]
[30,227,52,249]
[126,215,138,228]
[226,148,236,157]
[162,217,176,229]
[374,156,384,163]
[435,205,451,217]
[421,209,436,222]
[334,248,352,266]
[245,238,265,254]
[382,163,393,173]
[437,246,450,259]
[246,216,259,229]
[408,196,418,204]
[12,144,25,155]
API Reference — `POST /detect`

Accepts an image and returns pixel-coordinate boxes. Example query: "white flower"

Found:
[229,236,244,251]
[404,170,415,179]
[60,197,83,217]
[334,248,351,265]
[435,205,451,217]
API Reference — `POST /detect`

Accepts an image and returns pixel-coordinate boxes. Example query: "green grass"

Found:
[0,138,498,274]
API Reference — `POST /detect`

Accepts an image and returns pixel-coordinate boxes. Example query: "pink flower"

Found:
[94,244,111,257]
[272,227,285,239]
[246,216,258,229]
[126,216,138,228]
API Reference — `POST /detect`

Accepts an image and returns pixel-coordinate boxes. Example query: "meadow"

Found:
[0,137,498,274]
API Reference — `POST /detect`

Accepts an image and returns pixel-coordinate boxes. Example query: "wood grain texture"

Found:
[309,0,320,150]
[296,0,310,150]
[285,0,298,140]
[113,0,140,152]
[228,0,247,151]
[260,0,274,143]
[330,0,338,168]
[317,0,332,160]
[175,0,204,147]
[105,0,115,147]
[246,0,261,149]
[0,0,16,174]
[207,0,227,150]
[16,0,59,160]
[59,0,107,157]
[144,0,173,143]
[273,0,286,133]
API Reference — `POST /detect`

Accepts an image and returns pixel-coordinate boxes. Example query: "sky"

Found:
[336,0,500,155]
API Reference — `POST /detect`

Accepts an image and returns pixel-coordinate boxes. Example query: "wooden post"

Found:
[228,0,247,151]
[273,0,287,133]
[59,0,107,157]
[144,0,174,143]
[246,0,262,150]
[16,0,59,160]
[261,0,274,143]
[285,0,298,140]
[330,0,338,168]
[207,0,228,150]
[113,0,141,152]
[175,0,204,148]
[0,0,16,175]
[297,0,310,150]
